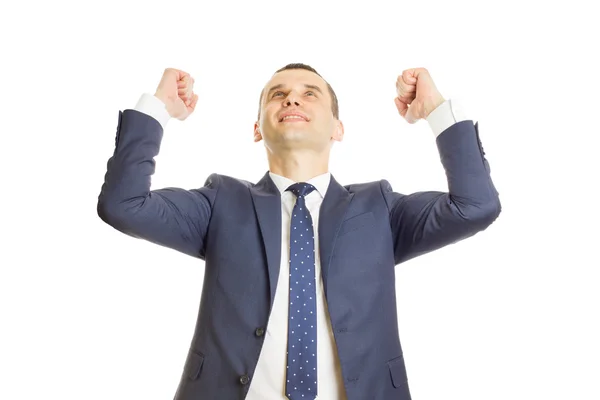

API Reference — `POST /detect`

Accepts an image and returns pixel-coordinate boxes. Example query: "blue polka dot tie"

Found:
[285,182,317,400]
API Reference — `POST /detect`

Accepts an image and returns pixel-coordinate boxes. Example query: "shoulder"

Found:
[201,173,258,189]
[343,179,390,194]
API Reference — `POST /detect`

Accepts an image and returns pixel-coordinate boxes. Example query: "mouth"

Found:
[280,118,307,123]
[279,113,309,123]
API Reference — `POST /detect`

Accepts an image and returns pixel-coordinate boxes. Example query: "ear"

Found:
[332,120,344,142]
[253,122,262,142]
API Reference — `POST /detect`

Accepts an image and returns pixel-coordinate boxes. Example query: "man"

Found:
[97,63,501,400]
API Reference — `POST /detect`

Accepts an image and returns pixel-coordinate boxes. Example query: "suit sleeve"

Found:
[97,109,218,259]
[382,120,501,265]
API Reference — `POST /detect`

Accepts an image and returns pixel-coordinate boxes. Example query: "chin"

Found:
[280,130,310,140]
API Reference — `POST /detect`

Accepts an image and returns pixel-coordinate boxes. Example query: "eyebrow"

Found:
[266,83,323,96]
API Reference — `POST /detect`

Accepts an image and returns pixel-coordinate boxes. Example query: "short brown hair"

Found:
[257,63,339,121]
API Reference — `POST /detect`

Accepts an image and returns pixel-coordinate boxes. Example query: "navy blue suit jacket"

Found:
[98,109,501,399]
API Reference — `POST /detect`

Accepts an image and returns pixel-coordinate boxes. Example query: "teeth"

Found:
[282,115,305,121]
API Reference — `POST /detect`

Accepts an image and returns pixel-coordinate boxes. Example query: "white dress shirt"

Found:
[132,93,468,399]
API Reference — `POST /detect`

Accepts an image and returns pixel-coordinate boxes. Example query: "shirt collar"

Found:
[269,171,331,199]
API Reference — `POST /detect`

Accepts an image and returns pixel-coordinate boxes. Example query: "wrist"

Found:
[154,90,170,106]
[154,91,178,118]
[424,94,446,119]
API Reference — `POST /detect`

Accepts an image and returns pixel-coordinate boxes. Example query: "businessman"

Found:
[97,64,501,400]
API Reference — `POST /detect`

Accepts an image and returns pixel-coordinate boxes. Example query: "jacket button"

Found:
[239,375,250,385]
[255,328,265,337]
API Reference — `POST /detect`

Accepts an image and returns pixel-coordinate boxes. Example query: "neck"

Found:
[267,148,329,182]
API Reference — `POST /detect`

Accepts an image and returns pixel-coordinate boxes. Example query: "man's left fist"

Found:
[394,67,446,124]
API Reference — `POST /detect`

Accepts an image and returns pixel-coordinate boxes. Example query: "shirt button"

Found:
[239,375,250,385]
[255,328,265,337]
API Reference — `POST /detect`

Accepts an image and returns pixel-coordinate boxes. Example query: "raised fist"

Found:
[154,68,199,121]
[394,67,445,124]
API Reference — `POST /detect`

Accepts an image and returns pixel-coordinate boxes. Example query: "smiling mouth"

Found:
[280,116,308,123]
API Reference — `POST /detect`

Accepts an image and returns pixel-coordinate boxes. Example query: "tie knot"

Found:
[286,182,316,198]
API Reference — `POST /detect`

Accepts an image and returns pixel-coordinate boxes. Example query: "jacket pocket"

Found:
[184,350,205,380]
[387,355,408,388]
[338,212,375,236]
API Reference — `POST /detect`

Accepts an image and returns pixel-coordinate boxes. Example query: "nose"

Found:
[284,93,301,106]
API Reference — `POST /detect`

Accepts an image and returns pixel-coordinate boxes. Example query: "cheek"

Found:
[262,106,278,124]
[317,114,335,129]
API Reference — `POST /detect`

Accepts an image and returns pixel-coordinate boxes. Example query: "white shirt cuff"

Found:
[426,98,469,138]
[134,93,171,129]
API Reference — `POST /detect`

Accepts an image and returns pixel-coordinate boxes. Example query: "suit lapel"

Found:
[250,172,282,308]
[250,172,353,307]
[318,175,354,295]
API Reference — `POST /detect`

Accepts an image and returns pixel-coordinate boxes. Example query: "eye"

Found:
[306,91,315,96]
[272,91,284,97]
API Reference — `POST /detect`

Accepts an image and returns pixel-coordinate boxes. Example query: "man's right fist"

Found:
[154,68,199,121]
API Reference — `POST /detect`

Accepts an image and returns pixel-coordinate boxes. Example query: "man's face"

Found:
[254,69,343,151]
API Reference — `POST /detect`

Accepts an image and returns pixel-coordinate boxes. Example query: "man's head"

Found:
[253,63,344,153]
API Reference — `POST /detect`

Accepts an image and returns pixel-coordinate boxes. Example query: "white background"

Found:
[1,0,599,399]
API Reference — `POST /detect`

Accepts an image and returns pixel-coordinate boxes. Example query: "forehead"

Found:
[262,69,328,95]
